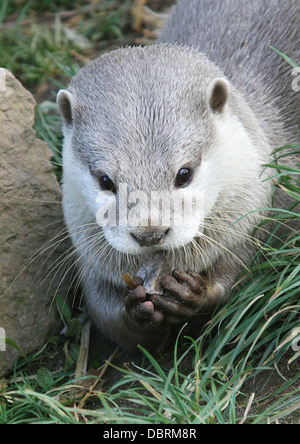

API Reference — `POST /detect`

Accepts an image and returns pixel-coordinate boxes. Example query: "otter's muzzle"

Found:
[130,229,170,247]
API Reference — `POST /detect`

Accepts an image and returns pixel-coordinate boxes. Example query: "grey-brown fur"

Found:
[57,0,299,352]
[160,0,300,143]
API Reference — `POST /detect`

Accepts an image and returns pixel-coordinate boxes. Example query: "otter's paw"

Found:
[124,277,163,328]
[149,270,207,322]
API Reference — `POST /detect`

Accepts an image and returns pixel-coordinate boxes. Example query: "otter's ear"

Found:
[57,90,74,127]
[209,78,229,114]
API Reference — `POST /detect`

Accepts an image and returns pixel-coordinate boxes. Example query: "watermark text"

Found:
[292,67,300,92]
[96,185,204,229]
[0,328,6,352]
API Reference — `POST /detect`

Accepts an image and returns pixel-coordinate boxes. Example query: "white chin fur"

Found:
[103,225,200,255]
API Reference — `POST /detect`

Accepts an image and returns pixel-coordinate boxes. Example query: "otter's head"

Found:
[58,45,236,256]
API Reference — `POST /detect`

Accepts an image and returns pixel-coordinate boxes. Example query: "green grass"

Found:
[0,0,299,425]
[35,101,64,181]
[1,0,135,182]
[0,0,134,96]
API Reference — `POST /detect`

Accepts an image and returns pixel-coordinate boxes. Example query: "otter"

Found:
[57,0,299,351]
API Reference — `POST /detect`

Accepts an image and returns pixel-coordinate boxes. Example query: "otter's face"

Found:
[58,47,230,255]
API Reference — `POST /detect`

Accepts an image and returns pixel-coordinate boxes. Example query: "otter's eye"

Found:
[175,168,192,188]
[99,175,116,193]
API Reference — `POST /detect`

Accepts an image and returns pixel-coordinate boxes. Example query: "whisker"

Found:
[48,230,106,309]
[38,223,104,281]
[200,222,279,271]
[196,232,250,272]
[0,191,61,204]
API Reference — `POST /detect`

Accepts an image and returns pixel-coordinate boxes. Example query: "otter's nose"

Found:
[130,229,170,247]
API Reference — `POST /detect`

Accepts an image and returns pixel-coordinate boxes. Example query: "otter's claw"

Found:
[124,277,164,327]
[149,270,206,321]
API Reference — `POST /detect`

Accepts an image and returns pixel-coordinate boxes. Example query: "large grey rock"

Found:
[0,69,67,375]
